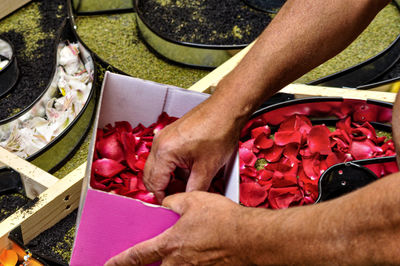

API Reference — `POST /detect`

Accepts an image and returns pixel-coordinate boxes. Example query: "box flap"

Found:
[70,189,179,266]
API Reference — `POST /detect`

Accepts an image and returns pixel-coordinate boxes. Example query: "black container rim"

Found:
[308,2,400,87]
[134,0,249,50]
[67,0,131,76]
[251,96,393,120]
[356,76,400,90]
[0,37,15,73]
[241,0,285,14]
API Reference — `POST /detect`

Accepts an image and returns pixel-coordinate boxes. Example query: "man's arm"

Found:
[143,0,391,202]
[105,171,400,265]
[393,92,400,167]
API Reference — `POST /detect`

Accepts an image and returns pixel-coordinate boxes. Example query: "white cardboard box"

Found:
[70,72,239,265]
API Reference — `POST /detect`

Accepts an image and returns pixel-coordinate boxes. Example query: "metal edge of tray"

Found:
[0,20,62,125]
[356,76,400,90]
[241,0,285,14]
[26,17,98,173]
[251,96,393,120]
[308,3,400,88]
[134,0,246,68]
[67,0,131,76]
[0,37,19,98]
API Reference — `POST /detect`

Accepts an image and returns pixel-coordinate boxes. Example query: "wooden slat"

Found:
[0,147,58,199]
[0,0,31,20]
[0,163,86,248]
[281,83,396,103]
[188,43,254,93]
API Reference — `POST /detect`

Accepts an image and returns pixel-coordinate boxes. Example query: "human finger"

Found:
[185,164,213,192]
[104,234,167,266]
[162,193,192,215]
[143,151,176,202]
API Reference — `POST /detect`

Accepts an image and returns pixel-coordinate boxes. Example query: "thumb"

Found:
[162,193,191,215]
[104,234,166,266]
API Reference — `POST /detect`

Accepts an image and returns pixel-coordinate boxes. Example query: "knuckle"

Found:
[127,247,144,265]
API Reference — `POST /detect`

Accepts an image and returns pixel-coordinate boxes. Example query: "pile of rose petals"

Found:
[91,112,225,205]
[239,114,397,209]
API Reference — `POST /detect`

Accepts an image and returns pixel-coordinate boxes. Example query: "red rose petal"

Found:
[239,147,257,167]
[251,125,271,139]
[132,191,158,204]
[254,133,274,149]
[275,131,302,146]
[350,140,383,160]
[241,175,256,183]
[351,127,376,142]
[259,144,284,163]
[93,158,126,178]
[302,155,320,180]
[336,116,352,134]
[241,139,255,151]
[240,182,269,207]
[279,115,297,131]
[272,171,298,188]
[240,118,265,138]
[256,169,273,182]
[308,125,331,155]
[241,166,258,178]
[115,121,133,133]
[324,152,340,168]
[283,143,300,162]
[268,187,303,209]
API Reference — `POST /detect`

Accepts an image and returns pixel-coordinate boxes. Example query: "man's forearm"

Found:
[212,0,391,129]
[241,172,400,265]
[393,91,400,167]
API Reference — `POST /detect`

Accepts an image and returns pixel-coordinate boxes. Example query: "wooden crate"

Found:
[0,42,397,252]
[0,146,84,249]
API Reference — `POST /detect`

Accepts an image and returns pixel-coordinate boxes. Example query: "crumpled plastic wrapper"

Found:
[0,42,94,158]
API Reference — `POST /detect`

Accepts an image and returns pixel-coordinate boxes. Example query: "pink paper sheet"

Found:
[70,189,179,265]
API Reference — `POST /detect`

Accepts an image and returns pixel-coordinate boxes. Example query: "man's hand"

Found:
[104,192,251,266]
[143,97,244,202]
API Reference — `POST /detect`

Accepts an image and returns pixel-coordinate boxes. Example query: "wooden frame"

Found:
[0,0,32,20]
[0,42,396,252]
[0,146,85,249]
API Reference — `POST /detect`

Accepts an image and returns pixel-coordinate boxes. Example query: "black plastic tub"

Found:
[309,2,400,89]
[244,97,397,205]
[134,0,261,68]
[0,37,19,98]
[309,34,400,89]
[0,18,97,173]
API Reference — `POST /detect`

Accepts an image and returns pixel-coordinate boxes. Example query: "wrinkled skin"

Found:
[143,96,244,203]
[392,91,400,168]
[105,192,251,266]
